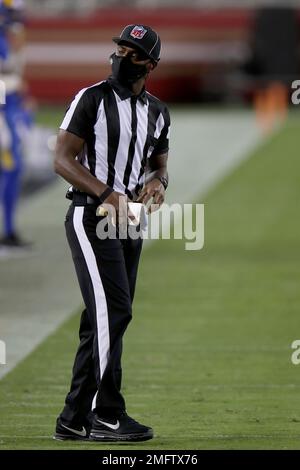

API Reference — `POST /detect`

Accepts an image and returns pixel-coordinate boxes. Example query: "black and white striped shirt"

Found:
[60,77,170,199]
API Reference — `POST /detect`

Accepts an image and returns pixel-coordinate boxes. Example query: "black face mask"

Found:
[110,53,148,85]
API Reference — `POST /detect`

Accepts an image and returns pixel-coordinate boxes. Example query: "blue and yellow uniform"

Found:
[0,0,30,245]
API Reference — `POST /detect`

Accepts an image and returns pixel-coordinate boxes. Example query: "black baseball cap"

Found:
[113,24,161,62]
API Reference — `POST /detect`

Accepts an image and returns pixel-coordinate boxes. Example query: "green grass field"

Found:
[0,111,300,450]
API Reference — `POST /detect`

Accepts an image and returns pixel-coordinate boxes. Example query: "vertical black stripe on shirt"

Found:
[123,96,138,196]
[86,132,97,177]
[104,88,120,188]
[134,98,161,195]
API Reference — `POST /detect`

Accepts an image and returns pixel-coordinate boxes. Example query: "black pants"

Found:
[60,204,143,425]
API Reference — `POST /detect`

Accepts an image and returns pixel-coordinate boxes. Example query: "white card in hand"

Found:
[128,202,148,230]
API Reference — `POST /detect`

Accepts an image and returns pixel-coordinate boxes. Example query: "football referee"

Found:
[54,25,170,442]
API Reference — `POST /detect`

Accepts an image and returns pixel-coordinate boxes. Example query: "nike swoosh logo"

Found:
[97,419,120,430]
[61,424,87,437]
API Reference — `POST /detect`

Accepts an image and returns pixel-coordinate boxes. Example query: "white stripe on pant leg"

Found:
[73,206,110,385]
[92,391,98,411]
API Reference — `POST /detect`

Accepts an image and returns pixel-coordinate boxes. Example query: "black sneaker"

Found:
[0,233,32,249]
[90,411,153,442]
[54,417,90,441]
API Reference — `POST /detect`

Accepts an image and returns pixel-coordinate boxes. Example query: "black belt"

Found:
[71,192,99,206]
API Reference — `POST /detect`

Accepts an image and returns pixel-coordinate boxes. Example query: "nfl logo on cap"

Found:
[130,25,147,39]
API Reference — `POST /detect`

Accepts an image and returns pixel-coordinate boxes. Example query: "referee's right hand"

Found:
[101,191,131,228]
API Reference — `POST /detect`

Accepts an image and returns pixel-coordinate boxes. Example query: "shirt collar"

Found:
[107,76,148,105]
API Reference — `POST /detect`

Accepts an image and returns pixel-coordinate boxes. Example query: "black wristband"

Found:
[98,187,114,204]
[156,176,168,190]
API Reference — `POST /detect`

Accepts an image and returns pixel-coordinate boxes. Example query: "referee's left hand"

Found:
[136,178,165,212]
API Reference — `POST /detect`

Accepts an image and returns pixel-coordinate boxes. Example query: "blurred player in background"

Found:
[0,0,33,249]
[244,7,298,133]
